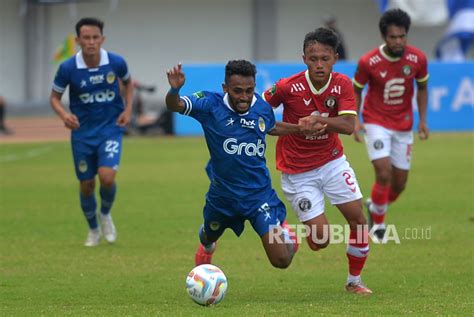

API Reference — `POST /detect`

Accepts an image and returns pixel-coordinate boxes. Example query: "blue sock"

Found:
[100,183,116,216]
[80,193,97,229]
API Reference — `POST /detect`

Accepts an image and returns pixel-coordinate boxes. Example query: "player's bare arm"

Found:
[50,90,80,130]
[165,63,186,112]
[117,77,134,127]
[352,85,365,142]
[301,114,355,135]
[416,81,429,140]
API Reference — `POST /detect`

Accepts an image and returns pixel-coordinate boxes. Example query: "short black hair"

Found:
[379,9,411,36]
[75,17,104,36]
[303,27,339,53]
[225,60,257,83]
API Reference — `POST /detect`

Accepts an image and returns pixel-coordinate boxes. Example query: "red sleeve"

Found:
[262,80,284,108]
[338,77,357,115]
[353,57,369,89]
[415,52,429,83]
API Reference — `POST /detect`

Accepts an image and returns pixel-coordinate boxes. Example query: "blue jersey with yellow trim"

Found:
[52,49,130,140]
[180,91,276,198]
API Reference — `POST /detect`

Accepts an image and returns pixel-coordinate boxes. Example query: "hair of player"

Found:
[225,60,257,83]
[303,27,339,53]
[379,9,411,36]
[75,17,104,37]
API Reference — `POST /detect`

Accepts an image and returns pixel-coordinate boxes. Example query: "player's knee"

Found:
[99,176,115,188]
[269,255,292,269]
[306,235,329,250]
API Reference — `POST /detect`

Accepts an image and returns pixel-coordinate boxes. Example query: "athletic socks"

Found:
[80,193,98,229]
[346,229,369,279]
[100,183,116,216]
[370,182,390,224]
[388,188,400,204]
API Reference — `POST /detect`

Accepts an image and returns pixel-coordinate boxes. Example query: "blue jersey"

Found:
[180,91,276,198]
[52,49,130,140]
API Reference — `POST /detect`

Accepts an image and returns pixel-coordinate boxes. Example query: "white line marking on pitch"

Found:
[0,146,54,163]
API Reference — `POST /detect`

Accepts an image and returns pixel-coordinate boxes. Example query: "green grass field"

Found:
[1,133,473,316]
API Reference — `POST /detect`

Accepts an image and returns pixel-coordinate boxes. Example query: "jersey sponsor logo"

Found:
[223,138,265,157]
[303,98,312,106]
[226,117,235,126]
[402,65,412,76]
[79,89,116,104]
[106,71,116,84]
[89,74,105,85]
[383,78,405,105]
[240,118,255,129]
[380,71,387,78]
[324,96,337,109]
[290,82,306,93]
[369,55,382,66]
[258,117,265,132]
[297,198,312,212]
[192,91,205,98]
[330,85,341,95]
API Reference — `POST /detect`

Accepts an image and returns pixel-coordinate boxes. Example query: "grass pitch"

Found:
[0,133,473,316]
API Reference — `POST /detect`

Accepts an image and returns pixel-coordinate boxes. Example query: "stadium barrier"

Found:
[174,62,474,135]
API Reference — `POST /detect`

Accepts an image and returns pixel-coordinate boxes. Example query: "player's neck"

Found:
[309,75,329,90]
[82,52,101,68]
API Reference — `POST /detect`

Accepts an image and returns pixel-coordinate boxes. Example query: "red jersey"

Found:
[263,71,357,174]
[353,44,429,131]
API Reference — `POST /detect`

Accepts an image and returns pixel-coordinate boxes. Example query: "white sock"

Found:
[203,242,216,253]
[347,274,361,285]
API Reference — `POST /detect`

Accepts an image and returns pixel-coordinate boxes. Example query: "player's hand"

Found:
[298,116,327,136]
[63,113,80,130]
[353,119,364,143]
[418,121,429,140]
[117,109,132,127]
[166,63,185,90]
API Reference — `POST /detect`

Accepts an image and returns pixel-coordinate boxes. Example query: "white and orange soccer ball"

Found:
[185,264,228,306]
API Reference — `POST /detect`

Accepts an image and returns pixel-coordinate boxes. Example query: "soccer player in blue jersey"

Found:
[166,61,325,268]
[50,17,133,247]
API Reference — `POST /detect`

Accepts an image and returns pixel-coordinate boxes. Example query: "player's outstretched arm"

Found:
[165,63,186,113]
[304,114,355,135]
[50,90,79,130]
[268,122,301,136]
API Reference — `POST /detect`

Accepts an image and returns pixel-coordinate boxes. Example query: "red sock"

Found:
[370,182,390,224]
[388,188,400,204]
[346,230,369,276]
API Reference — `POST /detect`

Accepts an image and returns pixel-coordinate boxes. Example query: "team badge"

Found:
[210,221,221,231]
[374,140,384,150]
[106,71,116,84]
[324,95,337,109]
[258,117,265,132]
[297,198,312,212]
[78,160,88,173]
[267,84,277,96]
[193,91,205,98]
[402,65,412,76]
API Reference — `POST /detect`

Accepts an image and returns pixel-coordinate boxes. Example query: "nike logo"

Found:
[380,71,387,78]
[303,98,312,106]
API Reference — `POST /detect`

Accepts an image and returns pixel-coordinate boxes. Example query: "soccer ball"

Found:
[185,264,228,306]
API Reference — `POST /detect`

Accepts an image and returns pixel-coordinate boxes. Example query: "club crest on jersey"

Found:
[297,198,312,212]
[324,95,337,109]
[78,160,88,173]
[373,140,384,150]
[106,71,116,84]
[402,65,412,76]
[193,91,205,98]
[258,117,265,132]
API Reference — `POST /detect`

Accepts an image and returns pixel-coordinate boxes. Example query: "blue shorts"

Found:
[202,188,287,240]
[71,134,123,181]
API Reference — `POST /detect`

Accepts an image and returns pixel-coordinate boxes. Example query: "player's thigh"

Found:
[248,189,287,238]
[97,134,123,171]
[281,171,325,223]
[303,212,330,246]
[260,230,292,268]
[390,130,413,170]
[202,196,244,242]
[336,199,366,230]
[364,123,392,161]
[71,140,98,181]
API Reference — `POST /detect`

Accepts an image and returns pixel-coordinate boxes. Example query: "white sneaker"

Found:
[100,214,117,243]
[84,228,101,247]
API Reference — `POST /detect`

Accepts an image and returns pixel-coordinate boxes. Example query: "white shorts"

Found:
[363,123,413,170]
[281,155,363,222]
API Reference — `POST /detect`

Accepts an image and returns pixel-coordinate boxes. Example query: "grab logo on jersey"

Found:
[79,89,116,104]
[383,78,405,105]
[223,138,265,157]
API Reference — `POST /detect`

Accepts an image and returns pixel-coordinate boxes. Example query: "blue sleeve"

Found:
[52,63,69,93]
[114,55,130,81]
[267,107,276,133]
[179,91,212,122]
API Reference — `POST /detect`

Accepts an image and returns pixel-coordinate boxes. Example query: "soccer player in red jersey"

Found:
[353,9,429,241]
[263,28,372,294]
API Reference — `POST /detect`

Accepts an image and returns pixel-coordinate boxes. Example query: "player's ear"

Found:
[222,83,228,93]
[334,52,339,62]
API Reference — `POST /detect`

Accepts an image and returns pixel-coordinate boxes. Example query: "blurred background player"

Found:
[352,8,429,241]
[165,61,318,269]
[323,14,347,60]
[263,28,371,294]
[50,17,133,246]
[0,96,13,135]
